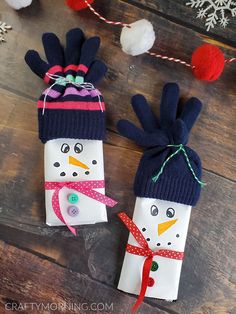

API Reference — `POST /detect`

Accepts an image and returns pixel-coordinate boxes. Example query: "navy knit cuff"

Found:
[38,109,106,143]
[134,172,201,206]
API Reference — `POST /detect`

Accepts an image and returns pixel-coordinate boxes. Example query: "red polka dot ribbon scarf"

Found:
[118,212,184,312]
[45,180,117,235]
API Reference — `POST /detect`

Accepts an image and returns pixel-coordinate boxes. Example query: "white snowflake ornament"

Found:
[186,0,236,31]
[0,21,12,43]
[0,35,6,43]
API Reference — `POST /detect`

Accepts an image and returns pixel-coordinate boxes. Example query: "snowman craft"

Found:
[25,28,117,234]
[117,83,205,312]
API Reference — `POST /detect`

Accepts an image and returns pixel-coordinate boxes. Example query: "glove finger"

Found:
[64,28,85,70]
[25,50,50,79]
[160,83,179,129]
[117,120,169,147]
[77,37,100,77]
[42,32,64,66]
[117,120,147,146]
[131,94,159,131]
[85,60,107,85]
[180,97,202,131]
[171,119,189,145]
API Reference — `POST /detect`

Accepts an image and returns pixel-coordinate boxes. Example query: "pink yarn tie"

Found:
[45,180,117,235]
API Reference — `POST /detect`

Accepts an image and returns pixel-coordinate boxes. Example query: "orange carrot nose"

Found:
[158,219,177,236]
[69,156,89,169]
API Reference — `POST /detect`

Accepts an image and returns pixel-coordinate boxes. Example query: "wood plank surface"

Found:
[0,0,236,180]
[0,0,235,313]
[0,241,169,314]
[0,89,235,313]
[127,0,236,45]
[0,170,235,314]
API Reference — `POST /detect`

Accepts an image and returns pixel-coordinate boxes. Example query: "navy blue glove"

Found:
[25,28,107,86]
[117,83,202,147]
[117,83,203,206]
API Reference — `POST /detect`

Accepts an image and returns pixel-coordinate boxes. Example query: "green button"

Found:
[68,193,79,204]
[151,261,159,272]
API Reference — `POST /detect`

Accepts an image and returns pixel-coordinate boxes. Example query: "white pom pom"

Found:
[120,19,155,56]
[4,0,32,10]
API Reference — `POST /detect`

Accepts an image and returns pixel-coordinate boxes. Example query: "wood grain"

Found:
[0,0,235,180]
[0,142,235,314]
[0,0,236,183]
[0,241,169,314]
[126,0,236,46]
[0,90,235,313]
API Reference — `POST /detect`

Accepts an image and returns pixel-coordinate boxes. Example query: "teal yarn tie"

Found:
[152,144,206,187]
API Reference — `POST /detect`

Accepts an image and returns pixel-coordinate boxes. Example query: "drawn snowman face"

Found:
[132,197,192,252]
[44,138,104,181]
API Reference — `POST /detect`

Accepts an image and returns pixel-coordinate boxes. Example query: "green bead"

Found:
[151,261,159,272]
[57,78,66,86]
[68,193,79,204]
[66,74,75,83]
[75,76,84,84]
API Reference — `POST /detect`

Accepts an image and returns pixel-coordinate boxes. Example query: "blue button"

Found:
[67,206,79,217]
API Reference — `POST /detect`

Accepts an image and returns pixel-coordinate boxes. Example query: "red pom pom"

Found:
[191,44,225,81]
[66,0,94,11]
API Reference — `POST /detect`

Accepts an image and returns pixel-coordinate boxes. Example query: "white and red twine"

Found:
[81,0,235,72]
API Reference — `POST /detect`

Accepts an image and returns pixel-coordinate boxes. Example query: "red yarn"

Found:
[66,0,95,11]
[191,44,225,81]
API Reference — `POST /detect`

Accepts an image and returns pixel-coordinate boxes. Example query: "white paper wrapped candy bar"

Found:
[44,139,108,228]
[118,197,191,307]
[116,83,204,311]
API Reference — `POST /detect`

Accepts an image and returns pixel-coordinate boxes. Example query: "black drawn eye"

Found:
[150,205,158,216]
[74,143,83,154]
[166,207,175,218]
[61,143,70,153]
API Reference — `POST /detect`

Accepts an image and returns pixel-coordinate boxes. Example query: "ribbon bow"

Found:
[118,212,184,312]
[45,180,117,235]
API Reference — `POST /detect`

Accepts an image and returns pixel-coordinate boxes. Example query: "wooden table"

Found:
[0,1,235,313]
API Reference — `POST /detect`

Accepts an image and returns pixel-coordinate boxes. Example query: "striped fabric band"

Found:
[37,100,105,111]
[43,64,89,83]
[64,64,89,74]
[44,65,63,84]
[42,86,101,99]
[64,64,78,72]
